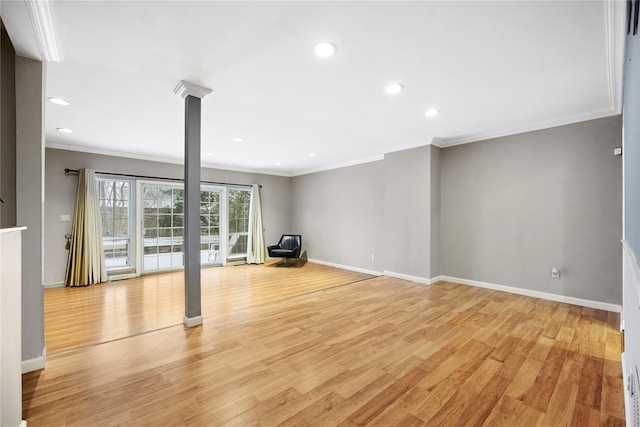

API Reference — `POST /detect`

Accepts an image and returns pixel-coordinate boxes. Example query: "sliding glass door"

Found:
[93,178,253,277]
[97,178,133,273]
[139,182,225,273]
[228,188,251,259]
[200,189,222,264]
[141,183,184,272]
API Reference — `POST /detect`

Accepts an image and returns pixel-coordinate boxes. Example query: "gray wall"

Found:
[0,29,15,228]
[441,116,622,304]
[383,146,433,278]
[44,148,292,285]
[430,145,441,277]
[16,56,45,364]
[292,145,441,279]
[291,160,383,271]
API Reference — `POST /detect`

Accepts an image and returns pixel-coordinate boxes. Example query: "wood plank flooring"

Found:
[25,263,624,426]
[45,261,371,354]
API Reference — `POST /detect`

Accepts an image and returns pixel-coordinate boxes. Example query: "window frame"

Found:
[137,180,185,274]
[227,187,252,260]
[136,180,234,273]
[96,175,136,276]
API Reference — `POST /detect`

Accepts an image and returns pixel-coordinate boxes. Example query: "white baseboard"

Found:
[303,259,620,312]
[438,275,622,313]
[20,420,27,427]
[307,258,383,277]
[22,346,46,373]
[383,270,435,285]
[183,315,203,327]
[43,281,64,289]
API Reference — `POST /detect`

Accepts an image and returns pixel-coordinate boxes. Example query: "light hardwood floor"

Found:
[44,261,372,354]
[25,263,624,426]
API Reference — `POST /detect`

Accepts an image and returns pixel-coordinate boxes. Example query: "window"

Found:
[228,188,251,258]
[97,178,132,271]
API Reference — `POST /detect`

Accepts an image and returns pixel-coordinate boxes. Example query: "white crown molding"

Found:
[430,138,446,148]
[292,154,384,177]
[45,141,293,177]
[174,80,212,99]
[437,107,620,148]
[199,160,292,177]
[377,139,435,155]
[25,0,62,62]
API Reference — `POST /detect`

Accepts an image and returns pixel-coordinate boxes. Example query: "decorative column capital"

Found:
[173,80,212,99]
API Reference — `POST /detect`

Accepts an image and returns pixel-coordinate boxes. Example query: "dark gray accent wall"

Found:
[291,161,383,271]
[441,116,622,304]
[44,148,292,285]
[0,28,15,228]
[16,56,45,363]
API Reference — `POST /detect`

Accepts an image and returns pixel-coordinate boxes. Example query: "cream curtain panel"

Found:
[65,168,108,286]
[246,184,266,264]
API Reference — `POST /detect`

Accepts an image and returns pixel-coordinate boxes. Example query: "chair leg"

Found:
[279,258,295,267]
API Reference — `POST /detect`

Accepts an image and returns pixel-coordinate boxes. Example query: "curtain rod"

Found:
[63,168,260,188]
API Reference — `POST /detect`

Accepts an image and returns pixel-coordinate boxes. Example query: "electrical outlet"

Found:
[551,266,560,279]
[371,254,375,261]
[60,214,71,222]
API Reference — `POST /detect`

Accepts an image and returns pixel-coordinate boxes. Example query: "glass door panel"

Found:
[200,189,222,265]
[97,178,133,272]
[142,184,184,272]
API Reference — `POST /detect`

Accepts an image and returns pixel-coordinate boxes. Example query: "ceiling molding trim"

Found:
[378,137,445,155]
[430,138,446,148]
[604,0,625,112]
[292,154,384,177]
[438,107,620,148]
[45,142,292,177]
[25,0,62,62]
[199,162,292,177]
[173,80,213,99]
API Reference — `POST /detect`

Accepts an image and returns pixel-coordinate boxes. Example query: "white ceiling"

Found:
[2,1,626,176]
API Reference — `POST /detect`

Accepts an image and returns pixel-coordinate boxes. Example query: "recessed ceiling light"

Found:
[425,108,440,118]
[313,41,337,57]
[275,162,281,166]
[308,153,316,157]
[48,97,70,106]
[205,152,214,156]
[57,127,73,133]
[385,83,404,94]
[231,137,244,143]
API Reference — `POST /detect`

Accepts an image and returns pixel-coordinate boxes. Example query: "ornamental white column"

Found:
[174,80,212,327]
